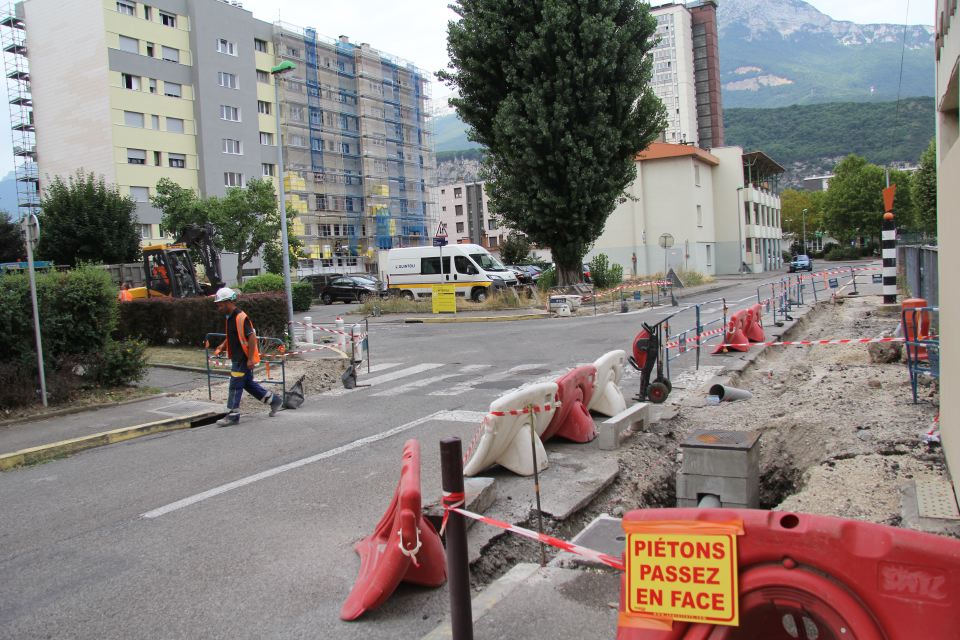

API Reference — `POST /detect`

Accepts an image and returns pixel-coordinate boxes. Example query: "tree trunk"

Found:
[236,259,245,287]
[552,244,586,287]
[555,264,582,286]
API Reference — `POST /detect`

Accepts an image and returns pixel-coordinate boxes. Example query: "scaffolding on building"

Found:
[0,2,39,221]
[272,23,435,273]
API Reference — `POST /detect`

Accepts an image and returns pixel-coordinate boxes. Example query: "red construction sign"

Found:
[622,519,743,630]
[882,184,897,213]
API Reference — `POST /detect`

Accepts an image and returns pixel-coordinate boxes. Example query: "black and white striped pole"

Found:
[881,185,897,305]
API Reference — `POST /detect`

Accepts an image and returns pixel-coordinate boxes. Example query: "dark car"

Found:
[505,265,533,284]
[788,255,813,273]
[299,273,342,297]
[319,276,385,304]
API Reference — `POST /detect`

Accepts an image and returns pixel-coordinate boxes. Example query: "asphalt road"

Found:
[0,264,875,639]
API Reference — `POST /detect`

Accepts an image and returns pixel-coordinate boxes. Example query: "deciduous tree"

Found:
[823,155,914,244]
[911,138,937,234]
[36,171,140,266]
[0,210,24,262]
[439,0,665,285]
[499,231,532,265]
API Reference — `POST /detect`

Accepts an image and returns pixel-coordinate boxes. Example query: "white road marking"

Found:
[371,364,494,397]
[322,363,445,396]
[367,362,403,373]
[142,409,464,519]
[428,363,546,396]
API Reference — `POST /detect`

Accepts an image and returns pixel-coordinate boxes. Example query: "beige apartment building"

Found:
[936,0,959,493]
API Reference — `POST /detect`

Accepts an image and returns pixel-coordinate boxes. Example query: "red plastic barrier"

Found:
[542,365,597,442]
[712,310,750,354]
[340,439,446,620]
[618,508,960,639]
[902,298,930,360]
[744,304,765,343]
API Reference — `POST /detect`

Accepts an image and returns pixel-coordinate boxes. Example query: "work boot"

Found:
[216,412,240,427]
[269,392,283,417]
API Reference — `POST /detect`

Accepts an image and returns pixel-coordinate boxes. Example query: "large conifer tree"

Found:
[439,0,665,284]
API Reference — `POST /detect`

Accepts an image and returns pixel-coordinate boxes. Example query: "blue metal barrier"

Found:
[902,306,939,404]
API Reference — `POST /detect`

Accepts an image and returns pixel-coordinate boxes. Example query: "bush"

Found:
[118,292,288,346]
[588,253,623,290]
[825,247,860,261]
[241,273,285,293]
[92,338,148,386]
[292,281,313,312]
[536,267,556,290]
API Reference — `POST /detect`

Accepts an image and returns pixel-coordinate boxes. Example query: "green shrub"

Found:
[118,292,287,346]
[292,281,313,312]
[241,273,285,293]
[608,263,623,286]
[825,247,860,261]
[588,253,624,289]
[93,338,148,386]
[536,267,556,290]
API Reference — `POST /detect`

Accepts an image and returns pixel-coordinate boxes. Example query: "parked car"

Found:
[319,276,386,304]
[788,255,813,273]
[520,265,542,282]
[299,273,342,297]
[582,264,592,283]
[505,265,533,284]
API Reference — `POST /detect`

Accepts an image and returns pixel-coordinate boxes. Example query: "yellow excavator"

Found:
[128,224,225,299]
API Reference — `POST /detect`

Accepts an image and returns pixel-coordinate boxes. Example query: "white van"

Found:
[383,244,518,302]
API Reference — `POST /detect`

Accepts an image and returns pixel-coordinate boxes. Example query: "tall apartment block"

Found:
[0,0,434,275]
[650,0,724,149]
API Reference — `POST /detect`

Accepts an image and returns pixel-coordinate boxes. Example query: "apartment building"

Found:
[1,0,434,274]
[585,143,783,277]
[434,181,508,249]
[649,0,724,149]
[935,0,959,494]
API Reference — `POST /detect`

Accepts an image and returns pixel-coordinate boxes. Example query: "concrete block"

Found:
[676,472,759,507]
[597,402,650,450]
[681,445,760,478]
[677,498,753,510]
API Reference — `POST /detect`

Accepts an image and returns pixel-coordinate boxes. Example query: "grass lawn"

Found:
[145,346,209,369]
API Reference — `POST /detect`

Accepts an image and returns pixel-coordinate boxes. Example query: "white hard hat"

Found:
[214,287,238,303]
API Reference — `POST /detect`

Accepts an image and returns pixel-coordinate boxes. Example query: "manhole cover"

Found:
[915,480,960,520]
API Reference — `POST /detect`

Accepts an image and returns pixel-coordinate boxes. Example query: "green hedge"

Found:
[292,281,312,312]
[241,273,284,293]
[118,291,288,346]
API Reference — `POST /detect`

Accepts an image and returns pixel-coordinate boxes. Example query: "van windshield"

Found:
[469,252,508,272]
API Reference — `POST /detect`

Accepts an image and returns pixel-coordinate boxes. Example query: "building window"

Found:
[706,244,712,266]
[161,46,179,63]
[455,204,463,216]
[743,202,750,225]
[167,117,184,133]
[696,204,702,227]
[288,105,303,120]
[140,224,152,239]
[257,100,271,115]
[262,163,275,177]
[256,69,269,83]
[316,196,327,212]
[143,4,151,19]
[145,42,154,57]
[153,151,162,165]
[168,153,185,168]
[220,105,240,121]
[148,78,156,93]
[694,164,701,186]
[159,11,176,27]
[119,35,138,54]
[123,110,144,127]
[254,38,268,53]
[286,46,300,58]
[116,1,135,15]
[454,187,462,199]
[224,172,243,187]
[488,219,497,230]
[129,186,149,202]
[164,81,181,97]
[121,73,140,90]
[222,138,242,154]
[259,131,274,145]
[217,38,236,56]
[149,114,159,129]
[289,134,306,147]
[127,148,146,164]
[218,71,237,89]
[489,236,499,248]
[456,222,464,233]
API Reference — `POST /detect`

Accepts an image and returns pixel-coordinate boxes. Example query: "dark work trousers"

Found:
[227,360,270,411]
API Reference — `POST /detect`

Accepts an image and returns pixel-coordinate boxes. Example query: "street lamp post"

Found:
[271,60,297,340]
[736,186,745,275]
[802,208,808,253]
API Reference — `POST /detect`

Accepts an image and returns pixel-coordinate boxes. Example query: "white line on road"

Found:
[428,363,546,396]
[141,409,461,519]
[322,362,445,396]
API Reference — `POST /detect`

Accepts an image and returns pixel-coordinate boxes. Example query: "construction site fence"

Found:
[580,279,675,315]
[898,245,939,306]
[657,297,729,375]
[902,306,939,405]
[203,333,287,401]
[294,318,372,375]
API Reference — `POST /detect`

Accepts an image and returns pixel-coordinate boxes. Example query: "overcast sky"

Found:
[0,0,935,189]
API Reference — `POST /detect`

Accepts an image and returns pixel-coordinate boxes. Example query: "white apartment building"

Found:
[586,143,783,277]
[650,4,699,146]
[434,181,507,249]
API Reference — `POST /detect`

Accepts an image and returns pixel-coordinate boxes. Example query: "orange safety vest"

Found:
[224,310,260,366]
[153,265,169,283]
[118,289,133,302]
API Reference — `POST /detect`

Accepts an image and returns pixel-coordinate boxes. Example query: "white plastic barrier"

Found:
[548,294,583,311]
[587,350,627,417]
[463,382,559,477]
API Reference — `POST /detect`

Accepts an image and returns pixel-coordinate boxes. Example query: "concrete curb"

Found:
[405,312,550,324]
[0,409,222,471]
[421,562,542,640]
[0,392,175,429]
[148,363,209,373]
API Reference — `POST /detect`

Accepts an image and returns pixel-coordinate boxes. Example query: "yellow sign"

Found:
[432,284,456,314]
[623,520,742,628]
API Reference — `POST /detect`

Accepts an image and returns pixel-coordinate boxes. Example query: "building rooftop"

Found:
[636,142,720,166]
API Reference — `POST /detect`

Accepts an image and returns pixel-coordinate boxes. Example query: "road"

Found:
[0,264,873,639]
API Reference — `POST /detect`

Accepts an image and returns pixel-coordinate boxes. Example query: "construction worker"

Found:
[151,261,170,293]
[211,287,282,426]
[117,281,133,302]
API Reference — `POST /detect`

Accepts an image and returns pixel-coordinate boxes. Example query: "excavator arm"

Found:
[175,223,224,293]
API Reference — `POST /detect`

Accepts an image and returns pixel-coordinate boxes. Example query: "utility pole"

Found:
[802,208,808,253]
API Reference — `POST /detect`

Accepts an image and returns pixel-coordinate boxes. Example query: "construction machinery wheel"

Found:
[647,382,670,404]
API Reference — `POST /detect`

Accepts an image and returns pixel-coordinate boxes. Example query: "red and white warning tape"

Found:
[924,413,941,444]
[581,281,672,302]
[440,494,624,570]
[294,320,366,340]
[489,402,558,417]
[678,336,906,351]
[663,326,726,350]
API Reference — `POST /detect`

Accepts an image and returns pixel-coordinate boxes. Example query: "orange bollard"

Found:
[902,298,930,360]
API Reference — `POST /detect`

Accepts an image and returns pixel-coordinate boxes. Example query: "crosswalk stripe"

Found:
[371,364,493,397]
[322,363,445,396]
[428,363,547,397]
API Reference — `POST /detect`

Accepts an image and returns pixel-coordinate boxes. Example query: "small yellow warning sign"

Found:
[432,284,456,314]
[623,521,741,627]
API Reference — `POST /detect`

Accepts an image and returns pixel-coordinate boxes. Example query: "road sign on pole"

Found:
[435,222,447,238]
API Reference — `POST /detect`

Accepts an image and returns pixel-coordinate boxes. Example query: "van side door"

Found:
[454,255,478,279]
[421,256,452,281]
